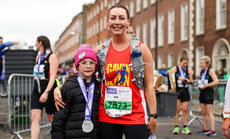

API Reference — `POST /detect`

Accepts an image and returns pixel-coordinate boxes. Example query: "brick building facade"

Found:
[193,0,230,77]
[54,0,230,78]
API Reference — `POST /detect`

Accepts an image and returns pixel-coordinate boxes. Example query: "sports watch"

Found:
[149,113,158,119]
[221,112,230,119]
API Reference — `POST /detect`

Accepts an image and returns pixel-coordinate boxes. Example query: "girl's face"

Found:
[107,7,130,36]
[200,60,208,70]
[78,58,96,81]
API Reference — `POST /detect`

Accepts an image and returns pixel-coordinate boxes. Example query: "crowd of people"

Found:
[1,4,230,139]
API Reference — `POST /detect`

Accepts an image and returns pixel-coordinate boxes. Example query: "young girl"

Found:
[51,45,100,139]
[197,56,219,137]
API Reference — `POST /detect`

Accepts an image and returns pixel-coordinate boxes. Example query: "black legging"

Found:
[100,122,149,139]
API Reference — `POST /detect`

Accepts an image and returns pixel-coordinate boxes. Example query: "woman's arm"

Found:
[187,69,193,84]
[203,68,219,89]
[54,85,65,111]
[39,53,58,103]
[140,43,157,133]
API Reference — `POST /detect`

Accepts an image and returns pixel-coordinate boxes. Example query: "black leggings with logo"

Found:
[100,122,149,139]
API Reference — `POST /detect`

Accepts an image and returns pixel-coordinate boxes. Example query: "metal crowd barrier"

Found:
[7,74,50,139]
[186,79,227,126]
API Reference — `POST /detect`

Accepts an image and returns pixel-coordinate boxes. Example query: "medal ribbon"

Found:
[201,68,208,85]
[178,65,186,78]
[37,49,50,74]
[77,74,95,121]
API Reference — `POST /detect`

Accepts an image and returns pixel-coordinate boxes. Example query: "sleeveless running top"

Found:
[98,43,148,125]
[175,65,189,90]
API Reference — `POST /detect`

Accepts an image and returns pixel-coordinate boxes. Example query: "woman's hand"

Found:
[148,118,157,133]
[39,91,48,103]
[54,86,65,111]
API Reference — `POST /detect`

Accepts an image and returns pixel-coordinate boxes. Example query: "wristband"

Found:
[45,89,50,93]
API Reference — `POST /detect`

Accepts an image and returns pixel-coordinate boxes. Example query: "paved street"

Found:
[0,96,226,138]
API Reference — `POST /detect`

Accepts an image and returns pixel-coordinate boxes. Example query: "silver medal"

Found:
[82,120,94,133]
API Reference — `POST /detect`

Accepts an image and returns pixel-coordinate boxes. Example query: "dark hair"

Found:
[0,36,3,39]
[108,4,130,20]
[37,35,52,52]
[180,55,189,62]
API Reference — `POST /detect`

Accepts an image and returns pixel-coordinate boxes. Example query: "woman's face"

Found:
[107,7,130,36]
[35,40,42,51]
[200,60,208,70]
[180,60,188,69]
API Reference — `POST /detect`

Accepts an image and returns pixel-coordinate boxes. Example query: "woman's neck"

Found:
[202,67,208,71]
[112,34,130,51]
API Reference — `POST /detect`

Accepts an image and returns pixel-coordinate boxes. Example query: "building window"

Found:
[168,10,175,44]
[196,0,204,35]
[158,14,164,47]
[130,0,134,18]
[108,2,111,9]
[143,0,148,9]
[112,0,115,6]
[151,0,156,5]
[104,16,107,29]
[181,4,188,41]
[97,21,99,34]
[100,18,103,32]
[195,47,204,77]
[94,9,96,17]
[97,5,99,14]
[136,25,141,40]
[150,18,156,49]
[143,22,148,46]
[216,0,226,29]
[158,55,164,68]
[104,0,107,7]
[168,53,174,68]
[100,2,104,11]
[136,0,141,13]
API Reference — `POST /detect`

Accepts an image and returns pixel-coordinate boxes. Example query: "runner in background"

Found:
[171,56,193,135]
[30,36,58,139]
[197,56,219,137]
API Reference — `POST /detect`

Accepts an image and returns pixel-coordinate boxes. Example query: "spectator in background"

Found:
[60,64,67,75]
[224,68,230,80]
[218,69,225,106]
[66,64,76,76]
[127,25,136,37]
[158,64,167,77]
[222,77,230,139]
[0,36,19,97]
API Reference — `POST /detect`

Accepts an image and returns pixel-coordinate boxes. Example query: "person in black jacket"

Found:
[51,45,100,139]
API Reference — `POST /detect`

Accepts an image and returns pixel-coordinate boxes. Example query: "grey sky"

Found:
[0,0,95,47]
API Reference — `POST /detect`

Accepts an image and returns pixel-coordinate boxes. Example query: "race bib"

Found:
[177,80,183,88]
[33,64,45,79]
[198,79,208,88]
[104,86,132,117]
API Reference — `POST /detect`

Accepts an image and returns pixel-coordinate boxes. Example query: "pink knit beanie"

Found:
[74,45,98,70]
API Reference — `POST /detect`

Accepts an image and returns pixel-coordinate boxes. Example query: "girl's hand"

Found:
[39,91,48,103]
